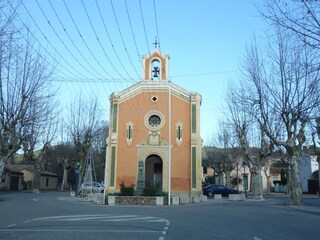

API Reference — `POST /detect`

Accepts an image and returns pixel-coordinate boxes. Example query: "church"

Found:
[104,47,202,202]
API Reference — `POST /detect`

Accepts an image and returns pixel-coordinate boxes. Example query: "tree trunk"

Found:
[289,156,303,205]
[62,167,68,191]
[0,159,5,182]
[252,166,263,200]
[225,171,231,188]
[33,159,41,193]
[266,176,271,195]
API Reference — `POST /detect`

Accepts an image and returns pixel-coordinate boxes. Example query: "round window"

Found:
[148,115,161,127]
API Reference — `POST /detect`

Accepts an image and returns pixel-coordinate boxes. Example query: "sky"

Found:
[13,0,269,144]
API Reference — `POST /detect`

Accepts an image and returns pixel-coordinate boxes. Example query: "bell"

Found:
[152,67,159,78]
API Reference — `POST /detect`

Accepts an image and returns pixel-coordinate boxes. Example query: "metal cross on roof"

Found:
[153,36,159,49]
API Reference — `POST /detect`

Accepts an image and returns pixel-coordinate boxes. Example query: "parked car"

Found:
[202,184,240,197]
[78,181,104,195]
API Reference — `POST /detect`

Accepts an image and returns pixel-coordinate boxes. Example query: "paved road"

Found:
[0,191,319,240]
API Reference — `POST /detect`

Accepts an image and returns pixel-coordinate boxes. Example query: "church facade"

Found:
[104,49,202,201]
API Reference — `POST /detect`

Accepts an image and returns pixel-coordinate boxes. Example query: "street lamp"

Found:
[75,161,80,194]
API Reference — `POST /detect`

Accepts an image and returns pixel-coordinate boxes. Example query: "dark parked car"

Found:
[202,184,240,197]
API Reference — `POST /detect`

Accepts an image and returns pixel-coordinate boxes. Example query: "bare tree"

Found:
[225,84,274,199]
[91,121,109,181]
[0,2,56,182]
[217,126,239,188]
[66,97,101,189]
[241,30,320,205]
[205,124,240,188]
[258,1,320,199]
[258,0,320,49]
[33,110,59,191]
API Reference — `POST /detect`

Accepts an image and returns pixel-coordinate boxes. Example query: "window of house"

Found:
[46,178,49,187]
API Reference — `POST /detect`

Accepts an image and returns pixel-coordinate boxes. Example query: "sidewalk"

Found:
[246,193,320,215]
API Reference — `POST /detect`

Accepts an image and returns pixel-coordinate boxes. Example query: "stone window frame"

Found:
[176,122,183,145]
[126,121,133,146]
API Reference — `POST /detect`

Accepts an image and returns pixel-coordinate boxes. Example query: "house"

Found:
[203,147,285,194]
[0,165,58,191]
[104,48,203,202]
[205,147,319,194]
[300,148,319,193]
[0,165,24,191]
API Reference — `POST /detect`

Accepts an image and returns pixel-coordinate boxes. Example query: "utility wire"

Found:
[139,0,151,54]
[34,0,107,81]
[62,0,115,81]
[124,0,143,72]
[109,0,141,79]
[5,1,94,119]
[47,0,116,83]
[123,0,150,109]
[153,0,161,51]
[15,0,88,80]
[95,0,134,83]
[81,0,129,82]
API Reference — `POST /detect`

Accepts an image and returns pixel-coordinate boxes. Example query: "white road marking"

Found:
[254,237,263,240]
[6,224,16,228]
[6,214,170,239]
[0,229,162,233]
[29,214,169,223]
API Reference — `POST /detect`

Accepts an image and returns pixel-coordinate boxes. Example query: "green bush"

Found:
[120,182,135,196]
[142,186,168,196]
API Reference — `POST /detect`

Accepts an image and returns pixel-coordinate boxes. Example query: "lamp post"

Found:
[242,160,247,198]
[75,161,80,194]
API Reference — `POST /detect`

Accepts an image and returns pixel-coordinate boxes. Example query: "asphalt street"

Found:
[0,191,319,240]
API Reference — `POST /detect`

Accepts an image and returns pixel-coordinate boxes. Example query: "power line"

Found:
[30,0,103,104]
[95,0,135,83]
[81,0,130,81]
[4,1,97,126]
[109,0,141,79]
[123,0,151,110]
[14,0,87,80]
[170,70,238,78]
[139,0,151,54]
[153,0,161,51]
[124,0,143,71]
[62,0,115,81]
[34,0,107,80]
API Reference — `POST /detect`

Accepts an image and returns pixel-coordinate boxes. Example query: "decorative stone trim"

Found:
[144,110,165,131]
[126,121,133,146]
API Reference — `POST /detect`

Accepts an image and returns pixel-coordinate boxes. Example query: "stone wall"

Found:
[113,196,168,205]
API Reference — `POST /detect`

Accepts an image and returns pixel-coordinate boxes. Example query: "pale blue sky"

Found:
[18,0,268,144]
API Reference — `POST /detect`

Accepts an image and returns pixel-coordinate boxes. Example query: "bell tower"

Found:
[142,47,169,81]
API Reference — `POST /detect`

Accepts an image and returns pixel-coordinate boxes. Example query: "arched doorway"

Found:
[145,154,163,189]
